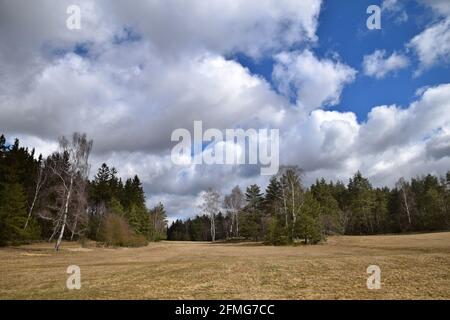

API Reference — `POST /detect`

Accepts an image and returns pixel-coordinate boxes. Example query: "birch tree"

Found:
[201,188,221,242]
[149,202,168,241]
[279,166,304,242]
[396,177,413,226]
[24,156,46,230]
[39,133,92,251]
[224,185,244,237]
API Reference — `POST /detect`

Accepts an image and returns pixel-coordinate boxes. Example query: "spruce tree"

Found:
[0,183,40,245]
[295,192,323,244]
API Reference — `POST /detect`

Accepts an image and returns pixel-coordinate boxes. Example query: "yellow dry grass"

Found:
[0,232,449,299]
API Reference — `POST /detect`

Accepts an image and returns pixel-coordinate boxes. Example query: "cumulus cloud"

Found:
[142,83,450,217]
[103,0,322,58]
[408,18,450,73]
[1,1,449,220]
[1,0,317,218]
[0,0,322,63]
[360,84,450,152]
[0,49,288,154]
[426,128,450,160]
[288,84,450,186]
[272,50,357,113]
[363,50,409,79]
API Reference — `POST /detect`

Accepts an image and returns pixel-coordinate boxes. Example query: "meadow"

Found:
[0,232,449,299]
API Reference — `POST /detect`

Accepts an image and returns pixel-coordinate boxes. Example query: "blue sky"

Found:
[234,0,450,121]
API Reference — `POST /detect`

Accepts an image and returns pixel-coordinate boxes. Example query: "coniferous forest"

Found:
[186,162,448,245]
[1,133,449,248]
[0,133,167,249]
[168,168,450,244]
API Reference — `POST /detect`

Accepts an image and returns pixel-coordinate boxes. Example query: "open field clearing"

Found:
[0,232,449,300]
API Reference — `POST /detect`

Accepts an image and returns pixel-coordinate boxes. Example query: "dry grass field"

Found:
[0,232,449,300]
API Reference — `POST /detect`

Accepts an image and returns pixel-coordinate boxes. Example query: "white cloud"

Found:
[6,134,59,159]
[1,1,450,220]
[426,128,450,160]
[105,0,322,58]
[273,83,450,188]
[363,50,409,79]
[382,0,408,23]
[408,18,450,73]
[273,50,357,113]
[382,0,401,11]
[0,49,288,154]
[359,84,450,153]
[418,0,450,16]
[0,0,322,64]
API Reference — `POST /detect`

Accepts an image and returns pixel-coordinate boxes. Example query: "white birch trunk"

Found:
[24,191,38,230]
[210,213,216,242]
[402,188,412,225]
[230,212,235,237]
[55,176,73,251]
[24,167,44,230]
[236,212,239,237]
[291,181,295,240]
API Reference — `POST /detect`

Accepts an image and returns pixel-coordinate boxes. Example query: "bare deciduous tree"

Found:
[224,185,244,238]
[396,177,413,226]
[39,133,92,251]
[149,203,168,241]
[201,188,221,242]
[278,166,305,241]
[24,156,47,230]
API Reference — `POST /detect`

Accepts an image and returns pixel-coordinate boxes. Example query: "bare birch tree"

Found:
[224,185,244,238]
[67,179,89,241]
[396,177,413,226]
[39,133,92,251]
[201,188,221,242]
[149,202,168,241]
[24,156,47,230]
[279,166,304,241]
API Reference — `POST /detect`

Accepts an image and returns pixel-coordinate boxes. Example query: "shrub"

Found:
[98,213,148,247]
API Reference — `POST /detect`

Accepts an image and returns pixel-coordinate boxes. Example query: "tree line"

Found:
[0,133,167,249]
[2,133,449,248]
[168,166,450,244]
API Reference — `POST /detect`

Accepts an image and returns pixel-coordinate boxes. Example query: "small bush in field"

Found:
[99,214,148,247]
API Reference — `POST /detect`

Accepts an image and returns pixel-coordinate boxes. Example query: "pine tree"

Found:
[0,183,40,245]
[91,163,112,204]
[295,192,323,244]
[0,136,41,245]
[110,197,125,216]
[126,204,141,234]
[311,178,343,234]
[347,171,376,234]
[245,184,263,209]
[241,185,264,240]
[264,177,282,213]
[263,177,286,244]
